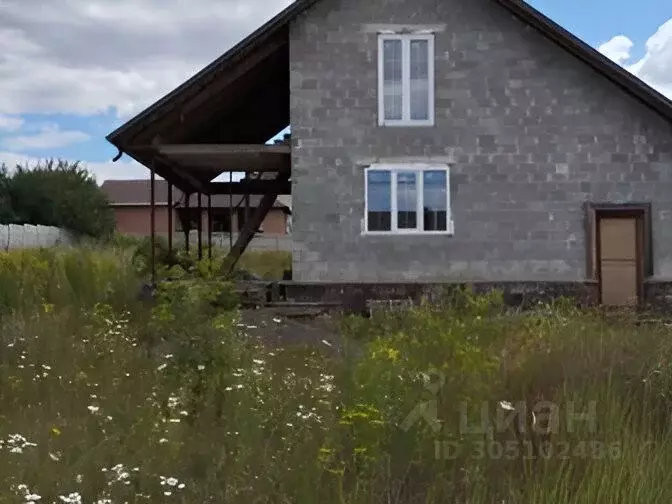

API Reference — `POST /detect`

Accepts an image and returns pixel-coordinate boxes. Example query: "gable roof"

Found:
[495,0,672,120]
[107,0,672,148]
[101,179,290,210]
[107,0,315,148]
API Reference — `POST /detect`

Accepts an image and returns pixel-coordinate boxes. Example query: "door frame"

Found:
[584,202,652,304]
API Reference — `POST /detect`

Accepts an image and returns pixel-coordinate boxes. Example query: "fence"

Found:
[0,225,292,253]
[0,224,76,251]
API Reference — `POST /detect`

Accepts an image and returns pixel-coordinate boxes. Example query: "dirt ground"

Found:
[238,307,343,351]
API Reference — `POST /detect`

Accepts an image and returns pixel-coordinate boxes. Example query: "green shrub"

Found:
[1,159,115,238]
[127,237,291,282]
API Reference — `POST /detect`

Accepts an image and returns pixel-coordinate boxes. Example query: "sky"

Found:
[0,0,669,185]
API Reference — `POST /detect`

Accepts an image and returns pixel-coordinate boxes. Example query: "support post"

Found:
[208,194,213,263]
[222,169,290,276]
[197,192,203,260]
[244,176,250,233]
[167,181,173,255]
[229,171,233,250]
[184,193,191,254]
[150,158,156,285]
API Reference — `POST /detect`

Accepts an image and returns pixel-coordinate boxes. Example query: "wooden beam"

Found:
[121,149,189,193]
[221,170,290,276]
[132,144,290,175]
[166,163,206,194]
[155,144,290,156]
[126,150,207,194]
[155,155,207,192]
[208,179,291,195]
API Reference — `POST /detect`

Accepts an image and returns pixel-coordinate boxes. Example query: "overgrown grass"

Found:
[1,247,672,502]
[124,235,291,280]
[0,245,139,315]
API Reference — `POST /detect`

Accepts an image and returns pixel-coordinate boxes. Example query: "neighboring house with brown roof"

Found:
[107,0,672,306]
[101,179,291,237]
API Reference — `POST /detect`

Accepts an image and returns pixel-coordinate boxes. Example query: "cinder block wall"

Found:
[289,0,672,282]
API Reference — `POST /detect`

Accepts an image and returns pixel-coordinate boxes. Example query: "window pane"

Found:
[383,39,403,121]
[423,170,447,231]
[397,171,418,229]
[367,170,392,231]
[410,39,430,121]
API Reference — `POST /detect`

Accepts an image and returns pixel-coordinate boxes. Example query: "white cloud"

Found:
[84,158,150,183]
[598,18,672,99]
[598,35,634,65]
[0,113,24,132]
[0,1,669,120]
[0,0,293,118]
[2,124,90,151]
[0,151,146,184]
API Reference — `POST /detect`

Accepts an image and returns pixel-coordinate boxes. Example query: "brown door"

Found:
[598,217,640,306]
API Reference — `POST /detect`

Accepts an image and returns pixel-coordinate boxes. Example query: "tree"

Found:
[0,165,16,223]
[0,159,115,238]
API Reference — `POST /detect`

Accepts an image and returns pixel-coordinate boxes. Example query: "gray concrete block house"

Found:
[107,0,672,308]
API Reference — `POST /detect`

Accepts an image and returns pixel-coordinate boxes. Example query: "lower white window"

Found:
[364,164,453,234]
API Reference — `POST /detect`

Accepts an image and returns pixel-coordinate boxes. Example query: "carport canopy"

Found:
[106,5,295,195]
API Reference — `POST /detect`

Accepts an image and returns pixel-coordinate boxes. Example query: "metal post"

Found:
[167,181,173,255]
[150,159,156,285]
[208,194,213,262]
[197,192,203,260]
[184,192,190,254]
[244,175,250,233]
[229,171,234,250]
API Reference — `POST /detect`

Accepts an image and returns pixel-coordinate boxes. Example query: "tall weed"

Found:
[1,252,672,502]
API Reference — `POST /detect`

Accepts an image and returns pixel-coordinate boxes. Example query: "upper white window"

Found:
[378,33,435,127]
[364,164,453,235]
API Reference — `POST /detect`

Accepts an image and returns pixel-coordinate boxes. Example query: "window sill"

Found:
[378,119,435,127]
[362,224,455,237]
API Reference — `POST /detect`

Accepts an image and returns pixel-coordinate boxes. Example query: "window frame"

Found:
[363,163,454,236]
[377,33,435,127]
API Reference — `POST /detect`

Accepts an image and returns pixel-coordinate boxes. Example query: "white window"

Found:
[378,33,435,126]
[364,164,453,235]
